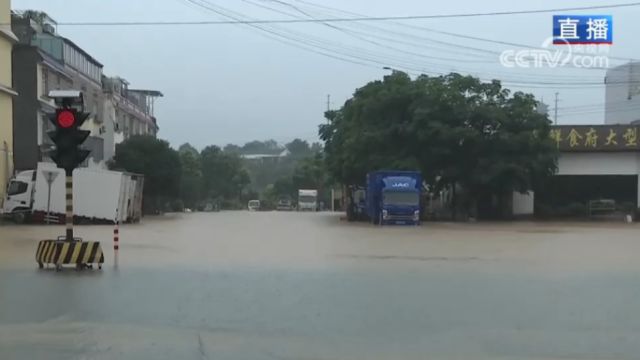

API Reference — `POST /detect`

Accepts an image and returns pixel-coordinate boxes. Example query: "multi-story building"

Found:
[0,0,18,205]
[11,11,106,170]
[101,76,162,160]
[11,10,164,171]
[605,62,640,125]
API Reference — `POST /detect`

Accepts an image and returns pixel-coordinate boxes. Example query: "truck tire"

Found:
[12,211,27,224]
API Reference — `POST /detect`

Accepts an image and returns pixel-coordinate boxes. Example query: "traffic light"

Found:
[47,108,91,174]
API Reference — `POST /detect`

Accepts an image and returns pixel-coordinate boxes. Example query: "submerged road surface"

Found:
[1,212,640,359]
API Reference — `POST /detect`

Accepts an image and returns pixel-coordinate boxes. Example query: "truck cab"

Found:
[297,189,318,211]
[366,171,421,225]
[2,170,36,222]
[247,200,261,211]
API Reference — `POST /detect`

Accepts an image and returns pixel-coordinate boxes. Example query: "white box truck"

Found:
[297,189,318,211]
[2,162,143,224]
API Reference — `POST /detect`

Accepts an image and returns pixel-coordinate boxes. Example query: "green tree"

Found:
[178,143,199,157]
[112,136,181,213]
[321,72,557,219]
[200,145,250,207]
[310,142,323,153]
[292,154,325,190]
[223,143,241,153]
[241,139,282,155]
[320,71,420,186]
[178,143,203,209]
[285,138,311,158]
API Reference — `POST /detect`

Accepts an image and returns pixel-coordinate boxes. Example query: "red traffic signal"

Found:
[57,110,76,128]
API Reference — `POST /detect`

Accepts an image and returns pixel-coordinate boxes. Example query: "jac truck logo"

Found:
[391,182,410,188]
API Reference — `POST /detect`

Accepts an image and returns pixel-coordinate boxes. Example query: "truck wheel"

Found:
[12,212,26,224]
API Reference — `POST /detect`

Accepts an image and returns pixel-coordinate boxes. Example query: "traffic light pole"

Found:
[35,92,106,271]
[65,170,74,241]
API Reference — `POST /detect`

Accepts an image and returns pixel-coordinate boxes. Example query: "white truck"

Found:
[297,189,318,211]
[2,162,144,224]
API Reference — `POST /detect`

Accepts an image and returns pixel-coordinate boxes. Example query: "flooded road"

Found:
[1,212,640,359]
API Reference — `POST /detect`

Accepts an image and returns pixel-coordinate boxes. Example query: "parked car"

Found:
[277,198,293,211]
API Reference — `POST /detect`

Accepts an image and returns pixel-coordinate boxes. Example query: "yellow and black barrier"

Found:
[36,240,104,269]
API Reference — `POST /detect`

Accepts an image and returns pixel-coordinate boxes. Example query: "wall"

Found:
[0,30,11,86]
[0,96,12,203]
[11,46,39,171]
[102,97,117,161]
[0,0,15,203]
[512,191,534,216]
[557,152,639,175]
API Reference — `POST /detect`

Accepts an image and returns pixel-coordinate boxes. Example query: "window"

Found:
[382,192,419,206]
[42,69,49,96]
[7,181,28,196]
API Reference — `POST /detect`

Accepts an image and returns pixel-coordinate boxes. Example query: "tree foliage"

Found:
[320,72,558,217]
[178,143,203,209]
[285,138,312,158]
[237,139,282,155]
[112,136,181,212]
[201,146,250,203]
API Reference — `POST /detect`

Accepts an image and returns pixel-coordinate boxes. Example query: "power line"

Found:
[282,1,623,79]
[171,0,635,88]
[293,0,639,64]
[29,2,640,26]
[241,0,497,64]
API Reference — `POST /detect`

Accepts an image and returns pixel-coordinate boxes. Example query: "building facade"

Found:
[102,76,162,160]
[0,0,17,205]
[605,62,640,125]
[11,12,106,170]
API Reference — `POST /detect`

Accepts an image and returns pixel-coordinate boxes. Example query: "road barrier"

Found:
[113,208,120,251]
[36,240,104,270]
[113,217,119,251]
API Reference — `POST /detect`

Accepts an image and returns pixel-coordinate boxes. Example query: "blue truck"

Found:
[365,170,422,225]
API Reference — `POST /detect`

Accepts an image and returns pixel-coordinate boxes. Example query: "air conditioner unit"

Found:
[42,23,55,34]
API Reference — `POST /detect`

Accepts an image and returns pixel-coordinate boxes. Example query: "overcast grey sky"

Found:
[11,0,640,149]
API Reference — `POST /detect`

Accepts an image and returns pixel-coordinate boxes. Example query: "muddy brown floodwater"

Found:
[1,212,640,359]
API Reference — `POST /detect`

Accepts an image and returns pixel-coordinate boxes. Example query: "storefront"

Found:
[531,124,640,217]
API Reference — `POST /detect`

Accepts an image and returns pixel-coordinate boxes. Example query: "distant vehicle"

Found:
[277,198,293,211]
[297,189,318,211]
[2,162,144,224]
[203,202,220,212]
[247,199,261,211]
[366,170,421,225]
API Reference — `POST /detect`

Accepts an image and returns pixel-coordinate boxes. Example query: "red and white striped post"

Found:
[113,208,119,251]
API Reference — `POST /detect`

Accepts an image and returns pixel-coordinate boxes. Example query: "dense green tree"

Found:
[320,72,421,186]
[292,153,325,190]
[178,143,199,157]
[112,136,181,213]
[178,143,203,209]
[240,139,282,155]
[310,142,323,153]
[200,146,250,204]
[320,72,558,218]
[223,143,241,153]
[285,138,312,158]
